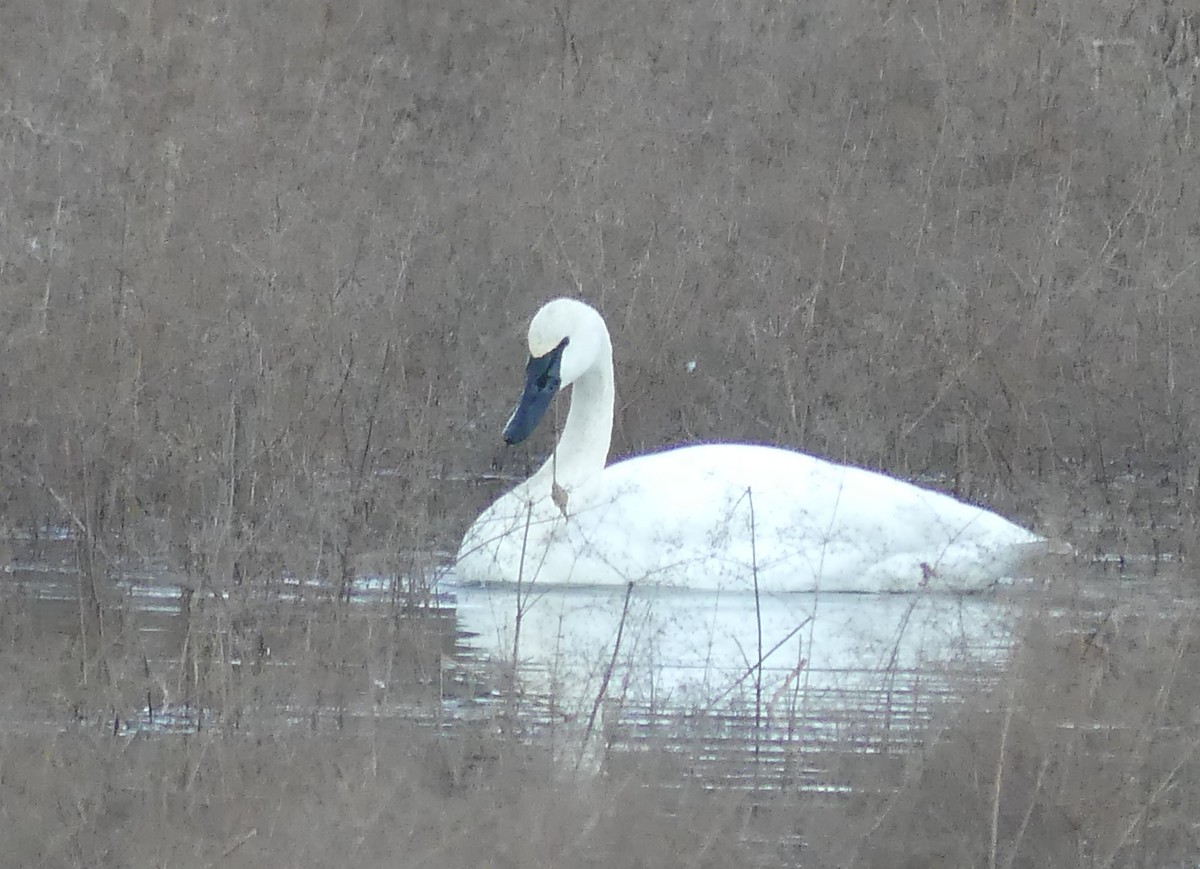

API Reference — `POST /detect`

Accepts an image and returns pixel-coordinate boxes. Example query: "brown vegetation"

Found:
[808,577,1200,868]
[3,0,1198,567]
[1,0,1199,864]
[3,567,1198,868]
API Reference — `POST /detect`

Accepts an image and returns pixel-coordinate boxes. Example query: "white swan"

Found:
[456,299,1043,593]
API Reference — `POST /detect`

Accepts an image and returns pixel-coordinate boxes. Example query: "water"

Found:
[0,535,1037,790]
[446,578,1019,782]
[449,580,1012,708]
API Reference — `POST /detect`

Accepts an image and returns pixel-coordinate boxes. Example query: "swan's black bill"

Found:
[503,337,569,445]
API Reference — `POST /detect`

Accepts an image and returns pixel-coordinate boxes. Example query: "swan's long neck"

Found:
[530,336,614,493]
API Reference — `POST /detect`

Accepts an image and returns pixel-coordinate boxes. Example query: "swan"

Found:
[456,299,1043,593]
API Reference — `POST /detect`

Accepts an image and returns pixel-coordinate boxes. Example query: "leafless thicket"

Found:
[1,0,1199,865]
[810,585,1200,869]
[2,0,1198,566]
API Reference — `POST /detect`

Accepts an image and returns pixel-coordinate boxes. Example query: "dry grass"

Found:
[0,724,758,868]
[797,574,1200,869]
[2,0,1200,863]
[4,563,1200,868]
[1,0,1198,565]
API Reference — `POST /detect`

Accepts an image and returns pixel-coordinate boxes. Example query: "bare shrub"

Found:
[1,0,1198,567]
[1,0,1199,863]
[0,722,766,868]
[798,578,1200,869]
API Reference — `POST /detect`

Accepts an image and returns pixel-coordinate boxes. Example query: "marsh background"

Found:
[1,0,1199,866]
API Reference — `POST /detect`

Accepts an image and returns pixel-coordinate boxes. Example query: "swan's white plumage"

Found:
[457,299,1042,593]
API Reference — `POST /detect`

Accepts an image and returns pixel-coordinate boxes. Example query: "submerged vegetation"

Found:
[1,0,1199,864]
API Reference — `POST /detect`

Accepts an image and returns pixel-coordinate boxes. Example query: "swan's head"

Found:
[503,299,608,445]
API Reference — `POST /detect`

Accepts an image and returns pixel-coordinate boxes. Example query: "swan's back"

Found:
[459,442,1040,592]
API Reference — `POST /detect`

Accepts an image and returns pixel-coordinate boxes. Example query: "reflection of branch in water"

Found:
[508,499,536,725]
[880,590,926,751]
[577,581,635,768]
[766,659,811,729]
[799,475,846,733]
[705,615,813,715]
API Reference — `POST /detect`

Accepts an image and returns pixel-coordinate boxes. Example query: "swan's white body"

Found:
[457,299,1041,593]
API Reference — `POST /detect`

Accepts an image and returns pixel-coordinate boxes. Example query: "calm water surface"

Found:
[1,535,1164,787]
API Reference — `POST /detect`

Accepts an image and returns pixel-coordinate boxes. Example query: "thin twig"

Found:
[578,581,635,768]
[748,487,764,764]
[988,678,1017,869]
